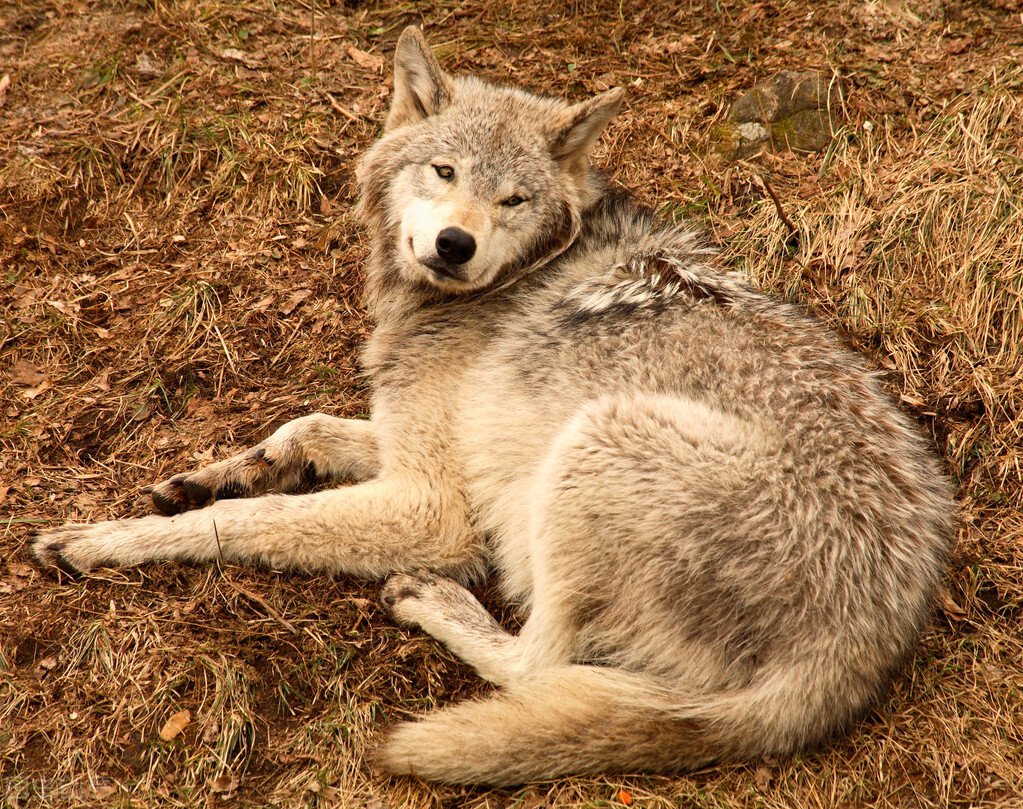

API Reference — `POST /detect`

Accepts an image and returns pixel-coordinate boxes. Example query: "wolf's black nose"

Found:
[436,227,476,265]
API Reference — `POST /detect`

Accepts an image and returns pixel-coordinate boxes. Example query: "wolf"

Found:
[30,27,954,785]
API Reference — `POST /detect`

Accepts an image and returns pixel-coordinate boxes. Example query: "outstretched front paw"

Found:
[28,524,106,575]
[28,514,170,575]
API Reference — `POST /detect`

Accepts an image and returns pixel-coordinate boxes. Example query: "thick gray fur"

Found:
[30,27,954,786]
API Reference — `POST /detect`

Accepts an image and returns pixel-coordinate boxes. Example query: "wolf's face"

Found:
[358,28,623,295]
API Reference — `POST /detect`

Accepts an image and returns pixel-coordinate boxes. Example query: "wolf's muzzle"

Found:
[436,227,476,265]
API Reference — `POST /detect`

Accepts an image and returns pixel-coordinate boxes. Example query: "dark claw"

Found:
[53,550,82,579]
[253,447,273,466]
[151,488,184,516]
[380,575,426,610]
[140,485,154,495]
[217,481,246,500]
[380,585,419,609]
[182,479,213,507]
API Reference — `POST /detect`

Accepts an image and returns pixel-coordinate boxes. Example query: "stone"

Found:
[709,71,842,160]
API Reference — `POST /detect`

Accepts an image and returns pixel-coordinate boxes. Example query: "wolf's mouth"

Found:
[409,237,467,282]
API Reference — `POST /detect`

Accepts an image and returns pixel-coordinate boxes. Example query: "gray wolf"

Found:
[30,27,954,785]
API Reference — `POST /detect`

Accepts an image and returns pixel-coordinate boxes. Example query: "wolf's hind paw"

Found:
[380,571,453,628]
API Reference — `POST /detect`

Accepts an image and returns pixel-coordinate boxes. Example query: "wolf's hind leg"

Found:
[382,573,519,685]
[148,414,379,515]
[380,573,571,687]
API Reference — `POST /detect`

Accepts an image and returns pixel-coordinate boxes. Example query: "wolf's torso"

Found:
[362,193,951,641]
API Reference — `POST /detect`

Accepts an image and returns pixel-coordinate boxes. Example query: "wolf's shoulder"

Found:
[546,190,788,329]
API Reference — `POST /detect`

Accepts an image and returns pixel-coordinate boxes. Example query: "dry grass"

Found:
[2,0,1022,806]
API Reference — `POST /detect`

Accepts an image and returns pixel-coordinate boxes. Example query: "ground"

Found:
[1,0,1021,807]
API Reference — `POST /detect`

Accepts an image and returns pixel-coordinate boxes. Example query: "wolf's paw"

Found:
[146,446,279,516]
[380,571,453,628]
[28,523,119,575]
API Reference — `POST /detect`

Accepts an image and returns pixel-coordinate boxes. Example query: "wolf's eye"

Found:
[434,165,455,180]
[503,195,526,207]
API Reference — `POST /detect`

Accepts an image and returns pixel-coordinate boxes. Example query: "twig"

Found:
[227,581,300,635]
[756,173,798,239]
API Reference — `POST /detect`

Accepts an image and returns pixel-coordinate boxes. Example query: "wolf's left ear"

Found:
[551,88,625,166]
[386,27,454,132]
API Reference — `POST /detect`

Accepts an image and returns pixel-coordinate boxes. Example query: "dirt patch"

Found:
[3,0,1022,807]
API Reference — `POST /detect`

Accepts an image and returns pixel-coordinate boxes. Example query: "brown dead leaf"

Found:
[11,359,48,387]
[210,773,238,794]
[280,289,312,316]
[755,765,774,790]
[37,656,58,672]
[22,379,53,399]
[346,44,385,72]
[221,48,261,69]
[517,790,546,809]
[0,485,9,506]
[938,587,968,619]
[92,369,111,391]
[319,195,338,215]
[159,709,191,741]
[251,295,275,313]
[92,779,117,799]
[9,562,33,578]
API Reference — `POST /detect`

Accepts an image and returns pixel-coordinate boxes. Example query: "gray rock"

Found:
[710,71,842,160]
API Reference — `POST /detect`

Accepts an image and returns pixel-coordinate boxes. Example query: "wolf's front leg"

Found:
[30,476,479,577]
[148,414,380,515]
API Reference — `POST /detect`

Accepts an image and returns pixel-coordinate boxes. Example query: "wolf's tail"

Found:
[375,661,849,786]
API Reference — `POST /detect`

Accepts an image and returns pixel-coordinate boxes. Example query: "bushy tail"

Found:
[375,662,844,786]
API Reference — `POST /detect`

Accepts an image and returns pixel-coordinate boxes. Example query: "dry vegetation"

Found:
[2,0,1022,806]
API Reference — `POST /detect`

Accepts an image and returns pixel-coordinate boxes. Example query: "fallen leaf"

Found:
[346,44,384,72]
[22,379,52,399]
[92,779,117,799]
[251,295,275,313]
[280,289,312,316]
[11,359,48,387]
[517,789,546,809]
[616,789,633,805]
[221,48,261,69]
[159,709,191,741]
[755,765,774,790]
[38,656,58,671]
[938,587,967,619]
[210,773,238,793]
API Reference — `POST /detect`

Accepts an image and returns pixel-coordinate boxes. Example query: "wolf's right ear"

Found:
[385,27,454,132]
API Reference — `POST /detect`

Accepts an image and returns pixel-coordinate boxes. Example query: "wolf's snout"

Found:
[436,227,476,265]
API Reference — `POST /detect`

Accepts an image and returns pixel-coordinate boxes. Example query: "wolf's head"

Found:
[358,27,623,298]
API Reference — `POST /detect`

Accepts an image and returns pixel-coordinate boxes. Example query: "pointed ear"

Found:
[551,88,625,165]
[385,27,454,132]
